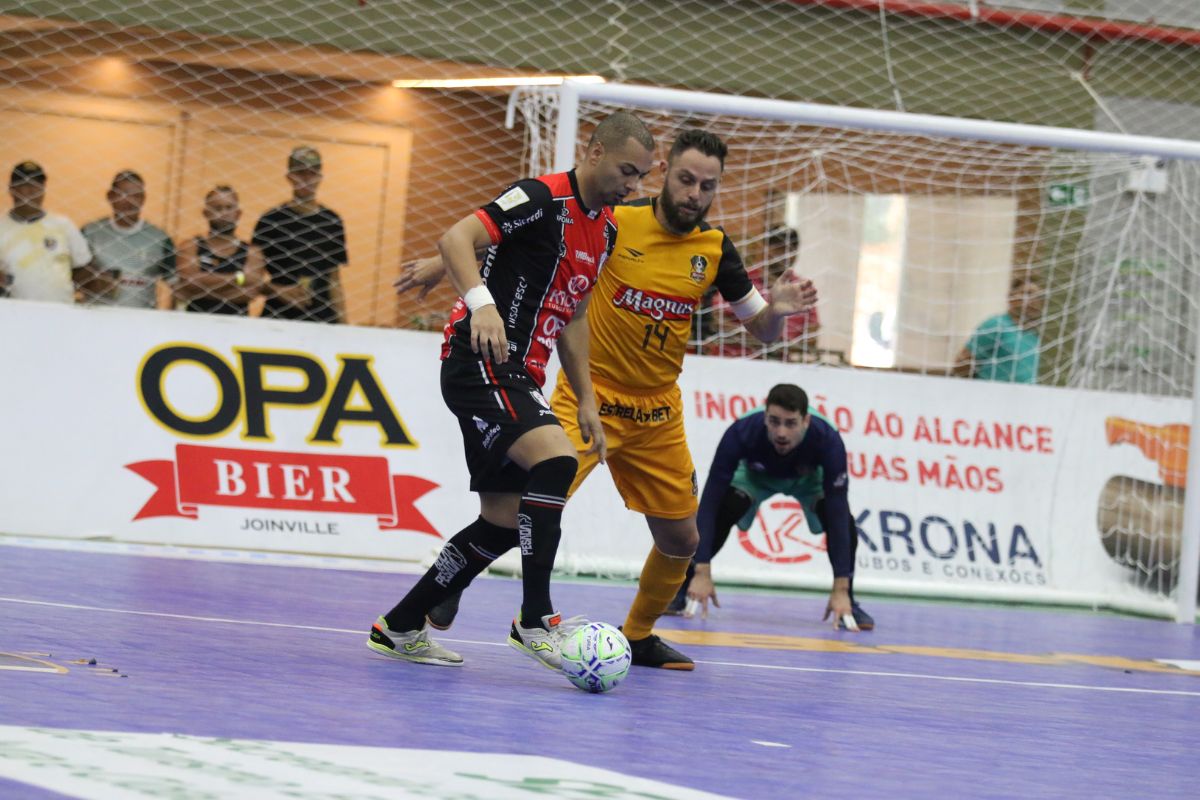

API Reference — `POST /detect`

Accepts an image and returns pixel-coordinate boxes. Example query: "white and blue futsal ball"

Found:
[560,622,631,693]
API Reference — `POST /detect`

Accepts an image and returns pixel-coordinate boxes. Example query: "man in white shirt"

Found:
[0,161,96,303]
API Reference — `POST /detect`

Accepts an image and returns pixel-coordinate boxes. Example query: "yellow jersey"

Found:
[585,198,756,390]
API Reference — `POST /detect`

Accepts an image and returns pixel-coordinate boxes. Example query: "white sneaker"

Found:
[507,612,588,670]
[367,616,464,666]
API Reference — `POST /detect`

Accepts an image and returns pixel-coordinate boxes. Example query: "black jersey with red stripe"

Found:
[440,170,617,386]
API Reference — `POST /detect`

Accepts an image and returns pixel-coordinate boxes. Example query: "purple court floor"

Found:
[2,539,1199,799]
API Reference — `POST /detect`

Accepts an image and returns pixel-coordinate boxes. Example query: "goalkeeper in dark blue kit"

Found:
[671,383,875,630]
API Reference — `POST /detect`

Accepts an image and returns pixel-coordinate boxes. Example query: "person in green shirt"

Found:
[82,170,175,309]
[953,275,1044,383]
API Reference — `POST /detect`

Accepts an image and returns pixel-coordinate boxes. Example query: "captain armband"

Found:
[728,288,768,322]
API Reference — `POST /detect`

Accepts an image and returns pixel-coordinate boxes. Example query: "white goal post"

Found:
[512,80,1200,623]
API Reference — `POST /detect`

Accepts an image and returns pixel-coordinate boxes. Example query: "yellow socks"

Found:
[623,545,691,640]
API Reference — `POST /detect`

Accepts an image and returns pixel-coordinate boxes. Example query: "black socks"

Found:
[384,516,518,631]
[517,456,577,628]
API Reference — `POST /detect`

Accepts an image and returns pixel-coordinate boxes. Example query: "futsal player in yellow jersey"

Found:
[397,130,817,670]
[547,131,815,669]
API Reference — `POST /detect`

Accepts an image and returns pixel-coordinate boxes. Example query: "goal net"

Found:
[510,81,1200,619]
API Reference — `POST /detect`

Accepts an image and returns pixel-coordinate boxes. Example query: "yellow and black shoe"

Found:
[623,629,695,671]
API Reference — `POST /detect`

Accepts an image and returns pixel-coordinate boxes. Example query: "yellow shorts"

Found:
[552,372,697,520]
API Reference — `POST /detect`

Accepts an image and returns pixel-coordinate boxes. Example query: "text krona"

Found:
[138,345,415,445]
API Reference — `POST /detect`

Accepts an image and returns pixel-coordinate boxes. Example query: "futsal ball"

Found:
[560,622,631,693]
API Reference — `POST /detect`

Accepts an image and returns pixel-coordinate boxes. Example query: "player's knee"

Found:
[680,528,700,556]
[651,520,698,557]
[526,454,577,497]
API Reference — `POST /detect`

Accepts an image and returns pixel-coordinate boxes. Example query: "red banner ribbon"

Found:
[126,444,441,537]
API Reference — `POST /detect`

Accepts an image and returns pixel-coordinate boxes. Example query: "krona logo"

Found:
[610,284,696,321]
[737,498,822,564]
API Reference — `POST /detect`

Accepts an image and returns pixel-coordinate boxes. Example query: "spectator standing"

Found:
[0,161,97,303]
[82,170,175,310]
[176,185,266,316]
[254,145,348,323]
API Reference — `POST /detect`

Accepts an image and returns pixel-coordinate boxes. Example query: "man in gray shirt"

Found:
[83,170,175,309]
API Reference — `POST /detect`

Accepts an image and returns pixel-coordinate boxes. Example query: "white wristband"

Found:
[463,284,495,312]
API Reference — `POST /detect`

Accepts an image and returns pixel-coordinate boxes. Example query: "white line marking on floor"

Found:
[4,596,1199,696]
[750,740,791,748]
[695,659,1200,697]
[0,596,502,646]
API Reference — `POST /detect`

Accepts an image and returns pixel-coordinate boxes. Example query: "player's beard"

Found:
[659,189,710,235]
[208,220,237,237]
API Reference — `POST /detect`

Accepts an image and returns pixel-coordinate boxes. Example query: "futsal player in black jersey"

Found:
[368,111,656,669]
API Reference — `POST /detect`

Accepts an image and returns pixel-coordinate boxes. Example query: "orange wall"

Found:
[0,58,524,327]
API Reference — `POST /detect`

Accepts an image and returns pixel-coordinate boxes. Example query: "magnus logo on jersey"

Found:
[689,254,708,283]
[611,284,697,321]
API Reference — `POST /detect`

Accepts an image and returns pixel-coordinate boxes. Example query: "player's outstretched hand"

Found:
[823,586,857,631]
[469,305,508,364]
[577,405,607,465]
[394,256,446,300]
[687,571,720,619]
[769,271,818,317]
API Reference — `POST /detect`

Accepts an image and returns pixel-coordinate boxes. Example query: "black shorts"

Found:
[440,356,562,493]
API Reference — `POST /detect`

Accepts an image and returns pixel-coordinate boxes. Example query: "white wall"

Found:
[0,300,1189,616]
